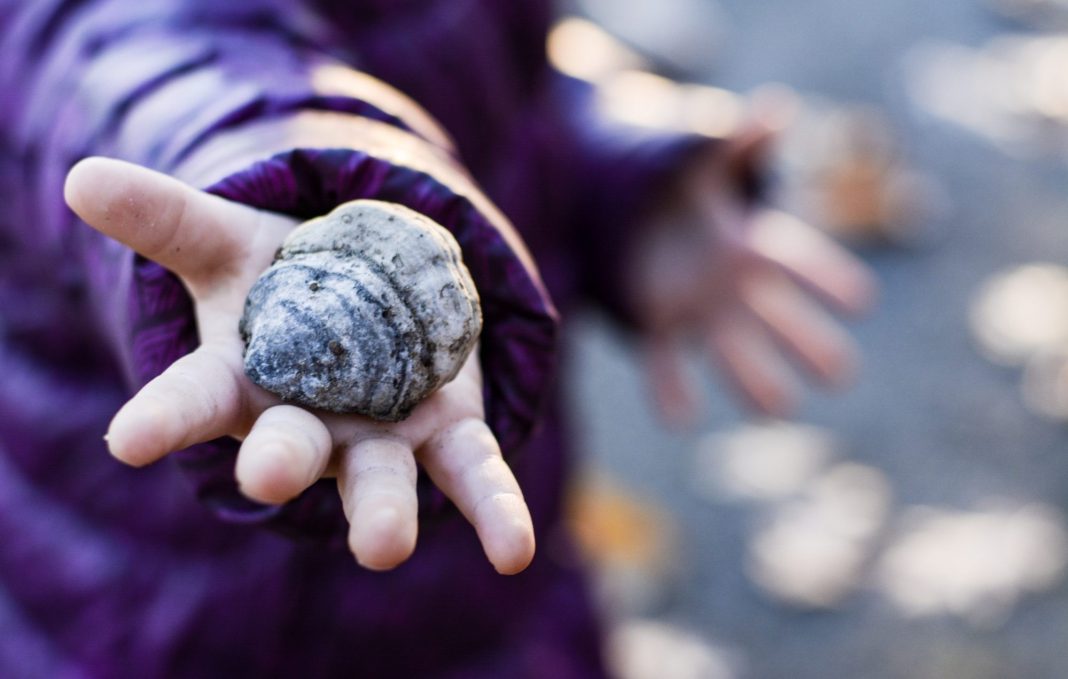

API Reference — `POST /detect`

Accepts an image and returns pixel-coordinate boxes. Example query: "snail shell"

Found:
[239,200,482,421]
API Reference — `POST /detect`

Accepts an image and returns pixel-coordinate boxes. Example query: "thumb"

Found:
[723,85,799,198]
[64,157,261,283]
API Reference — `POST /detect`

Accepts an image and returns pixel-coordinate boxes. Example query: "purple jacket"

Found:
[0,1,706,676]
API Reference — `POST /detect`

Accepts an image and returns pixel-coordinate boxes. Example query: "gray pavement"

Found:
[565,1,1068,677]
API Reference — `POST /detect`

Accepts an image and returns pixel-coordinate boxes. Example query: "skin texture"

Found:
[64,157,535,575]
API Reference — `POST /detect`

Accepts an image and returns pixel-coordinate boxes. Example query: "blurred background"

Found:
[551,0,1068,677]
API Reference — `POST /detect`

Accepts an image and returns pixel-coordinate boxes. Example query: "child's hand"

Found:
[630,124,878,424]
[65,158,534,575]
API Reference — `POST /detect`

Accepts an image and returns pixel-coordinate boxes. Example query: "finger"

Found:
[106,345,246,467]
[718,89,798,197]
[236,406,332,505]
[750,210,877,316]
[338,437,419,571]
[706,310,799,417]
[644,335,702,427]
[419,419,535,575]
[748,84,801,135]
[64,157,262,282]
[742,272,859,388]
[723,117,778,184]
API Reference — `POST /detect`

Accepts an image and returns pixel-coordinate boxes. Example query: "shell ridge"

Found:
[310,281,411,417]
[281,260,422,420]
[274,297,350,400]
[248,264,403,413]
[344,246,433,418]
[295,264,412,414]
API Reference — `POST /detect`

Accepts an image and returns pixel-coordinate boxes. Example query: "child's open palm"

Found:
[65,158,535,575]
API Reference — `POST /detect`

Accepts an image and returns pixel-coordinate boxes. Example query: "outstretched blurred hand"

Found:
[630,123,877,424]
[65,157,535,574]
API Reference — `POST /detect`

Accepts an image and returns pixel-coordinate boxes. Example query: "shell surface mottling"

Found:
[240,200,482,421]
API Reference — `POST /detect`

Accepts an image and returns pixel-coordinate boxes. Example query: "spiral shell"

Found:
[239,200,482,421]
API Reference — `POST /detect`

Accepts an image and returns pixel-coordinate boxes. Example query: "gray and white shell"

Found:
[239,200,482,421]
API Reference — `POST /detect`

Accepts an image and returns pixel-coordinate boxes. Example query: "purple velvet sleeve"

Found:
[551,74,718,327]
[1,0,557,539]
